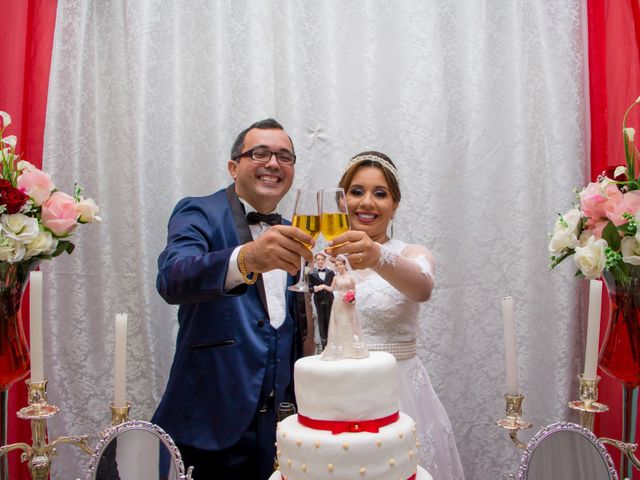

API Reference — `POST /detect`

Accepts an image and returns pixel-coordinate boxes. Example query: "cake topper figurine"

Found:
[321,255,369,360]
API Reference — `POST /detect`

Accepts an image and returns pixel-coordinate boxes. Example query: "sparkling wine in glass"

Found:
[320,188,350,243]
[288,189,320,292]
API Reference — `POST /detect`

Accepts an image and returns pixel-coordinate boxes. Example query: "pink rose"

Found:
[17,168,55,206]
[41,191,79,236]
[606,190,640,226]
[579,181,623,233]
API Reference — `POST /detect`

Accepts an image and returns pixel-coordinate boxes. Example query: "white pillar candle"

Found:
[584,279,603,380]
[501,296,519,395]
[114,313,128,408]
[29,271,44,384]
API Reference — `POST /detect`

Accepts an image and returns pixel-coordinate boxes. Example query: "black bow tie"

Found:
[318,269,326,272]
[246,211,282,226]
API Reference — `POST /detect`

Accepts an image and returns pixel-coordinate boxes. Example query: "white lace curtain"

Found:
[42,1,588,478]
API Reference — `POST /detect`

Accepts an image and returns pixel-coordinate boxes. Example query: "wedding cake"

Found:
[270,351,432,480]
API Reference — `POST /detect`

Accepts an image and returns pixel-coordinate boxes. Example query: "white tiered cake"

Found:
[270,351,432,480]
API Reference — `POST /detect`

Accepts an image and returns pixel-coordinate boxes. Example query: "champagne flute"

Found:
[288,189,320,292]
[320,188,350,244]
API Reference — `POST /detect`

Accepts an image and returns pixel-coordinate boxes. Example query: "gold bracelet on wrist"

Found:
[238,244,258,285]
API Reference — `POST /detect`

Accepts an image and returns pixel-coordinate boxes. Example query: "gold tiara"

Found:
[343,154,399,183]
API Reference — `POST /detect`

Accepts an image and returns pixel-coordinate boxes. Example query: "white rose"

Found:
[578,230,591,246]
[573,236,607,279]
[0,235,25,263]
[549,208,581,254]
[24,231,57,260]
[76,197,101,223]
[0,214,40,242]
[621,236,640,265]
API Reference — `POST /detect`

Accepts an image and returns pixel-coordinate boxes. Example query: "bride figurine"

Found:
[320,255,368,361]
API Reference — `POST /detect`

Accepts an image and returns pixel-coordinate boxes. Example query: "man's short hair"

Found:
[230,118,295,160]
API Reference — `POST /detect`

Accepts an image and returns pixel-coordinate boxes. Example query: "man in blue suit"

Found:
[152,118,315,480]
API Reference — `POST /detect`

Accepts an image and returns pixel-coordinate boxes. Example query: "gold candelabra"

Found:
[110,401,131,426]
[0,379,93,480]
[496,393,533,449]
[568,375,608,431]
[567,376,640,474]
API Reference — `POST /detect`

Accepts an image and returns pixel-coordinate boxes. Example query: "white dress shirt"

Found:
[225,199,287,328]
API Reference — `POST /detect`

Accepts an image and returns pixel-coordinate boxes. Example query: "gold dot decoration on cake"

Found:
[287,459,292,467]
[389,458,395,467]
[328,463,334,473]
[359,467,366,476]
[408,449,414,458]
[296,438,302,447]
[376,440,383,447]
[302,464,307,473]
[314,440,321,448]
[412,424,417,434]
[282,432,287,438]
[342,441,349,450]
[415,441,420,448]
[398,431,404,439]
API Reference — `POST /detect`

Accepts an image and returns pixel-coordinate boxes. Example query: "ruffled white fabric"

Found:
[354,239,465,480]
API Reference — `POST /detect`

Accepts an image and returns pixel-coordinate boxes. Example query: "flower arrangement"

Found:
[343,289,355,304]
[0,111,100,265]
[549,96,640,284]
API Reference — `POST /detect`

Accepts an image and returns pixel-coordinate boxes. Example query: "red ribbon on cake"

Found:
[297,411,400,434]
[281,472,416,480]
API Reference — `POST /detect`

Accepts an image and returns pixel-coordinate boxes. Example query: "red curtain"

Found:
[588,0,640,455]
[0,1,58,478]
[0,0,638,477]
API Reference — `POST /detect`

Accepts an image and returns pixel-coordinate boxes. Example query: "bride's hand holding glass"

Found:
[324,229,381,270]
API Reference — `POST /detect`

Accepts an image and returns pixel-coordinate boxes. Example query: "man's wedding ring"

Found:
[356,252,364,264]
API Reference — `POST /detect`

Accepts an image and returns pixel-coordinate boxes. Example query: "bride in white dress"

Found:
[325,151,465,480]
[320,255,368,361]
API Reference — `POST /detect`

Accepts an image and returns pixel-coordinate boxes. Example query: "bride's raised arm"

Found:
[373,243,434,302]
[326,231,434,302]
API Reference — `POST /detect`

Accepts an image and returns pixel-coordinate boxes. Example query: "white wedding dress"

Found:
[353,239,465,480]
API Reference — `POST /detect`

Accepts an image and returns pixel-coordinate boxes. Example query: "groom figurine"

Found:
[152,118,315,480]
[308,252,335,349]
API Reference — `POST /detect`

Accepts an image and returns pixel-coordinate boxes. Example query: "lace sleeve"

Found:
[377,242,434,279]
[411,254,434,279]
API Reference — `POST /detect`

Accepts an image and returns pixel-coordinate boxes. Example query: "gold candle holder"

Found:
[0,378,93,480]
[568,374,608,431]
[110,401,132,426]
[496,393,533,449]
[26,380,48,405]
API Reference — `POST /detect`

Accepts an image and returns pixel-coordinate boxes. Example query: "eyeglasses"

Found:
[235,148,296,165]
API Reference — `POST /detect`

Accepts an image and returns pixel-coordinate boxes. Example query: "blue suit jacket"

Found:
[152,184,305,451]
